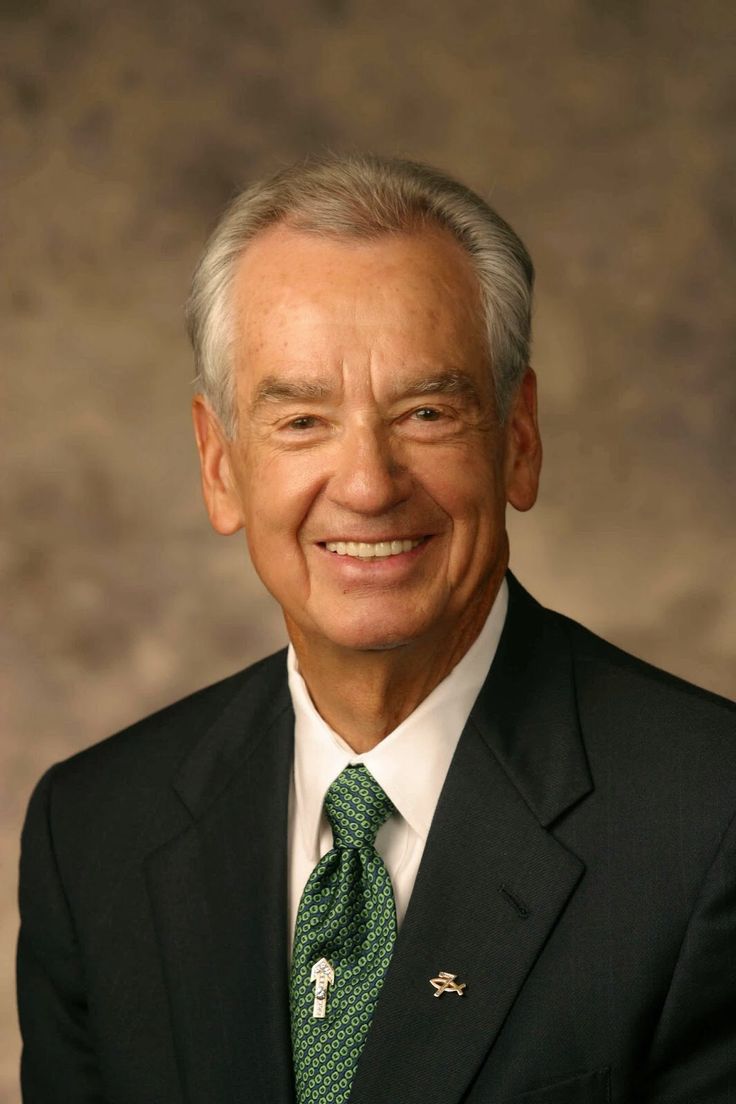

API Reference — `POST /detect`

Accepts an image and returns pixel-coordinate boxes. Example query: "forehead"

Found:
[230,221,487,375]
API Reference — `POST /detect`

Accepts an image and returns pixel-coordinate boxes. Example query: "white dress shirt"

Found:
[287,578,508,945]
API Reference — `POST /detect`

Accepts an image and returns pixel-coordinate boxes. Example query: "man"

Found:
[18,154,735,1103]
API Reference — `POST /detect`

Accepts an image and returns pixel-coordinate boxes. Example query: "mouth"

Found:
[321,537,427,560]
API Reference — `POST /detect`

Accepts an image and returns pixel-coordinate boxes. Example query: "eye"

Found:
[287,415,319,430]
[397,403,460,440]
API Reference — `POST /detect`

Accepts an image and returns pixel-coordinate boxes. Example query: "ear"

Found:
[503,367,542,512]
[191,395,245,535]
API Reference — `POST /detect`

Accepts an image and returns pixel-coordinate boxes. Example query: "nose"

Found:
[327,421,411,516]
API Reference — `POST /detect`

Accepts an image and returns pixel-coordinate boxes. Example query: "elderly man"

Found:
[18,155,736,1104]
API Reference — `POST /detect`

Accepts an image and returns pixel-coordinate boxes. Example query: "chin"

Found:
[353,637,412,653]
[316,614,432,654]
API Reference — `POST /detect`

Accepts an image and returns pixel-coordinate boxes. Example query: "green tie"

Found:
[290,765,397,1104]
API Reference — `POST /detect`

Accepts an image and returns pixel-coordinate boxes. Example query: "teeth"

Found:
[325,538,422,559]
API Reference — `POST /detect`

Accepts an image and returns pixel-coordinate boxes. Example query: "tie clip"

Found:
[311,957,335,1018]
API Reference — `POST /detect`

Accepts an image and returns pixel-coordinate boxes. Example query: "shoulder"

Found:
[560,610,734,731]
[27,648,289,832]
[550,608,736,837]
[508,572,734,735]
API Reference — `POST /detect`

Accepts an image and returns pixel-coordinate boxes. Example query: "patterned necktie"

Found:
[290,764,397,1104]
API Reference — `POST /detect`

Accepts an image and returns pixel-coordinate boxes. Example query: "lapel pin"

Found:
[430,971,466,997]
[310,957,335,1018]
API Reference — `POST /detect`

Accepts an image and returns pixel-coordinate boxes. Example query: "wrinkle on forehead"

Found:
[231,222,489,400]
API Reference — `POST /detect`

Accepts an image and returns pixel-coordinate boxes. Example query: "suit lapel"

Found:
[349,576,593,1104]
[143,577,591,1104]
[145,656,296,1104]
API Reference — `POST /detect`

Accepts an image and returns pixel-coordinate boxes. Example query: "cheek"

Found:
[417,455,505,574]
[416,449,500,525]
[241,454,322,561]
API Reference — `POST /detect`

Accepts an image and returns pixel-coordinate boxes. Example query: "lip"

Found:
[314,535,433,576]
[318,535,428,546]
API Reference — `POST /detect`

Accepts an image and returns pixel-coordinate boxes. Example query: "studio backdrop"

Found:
[2,2,734,1098]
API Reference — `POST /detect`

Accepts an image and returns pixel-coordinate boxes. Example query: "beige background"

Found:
[2,0,735,1096]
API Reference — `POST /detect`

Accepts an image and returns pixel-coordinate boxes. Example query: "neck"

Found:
[288,572,505,754]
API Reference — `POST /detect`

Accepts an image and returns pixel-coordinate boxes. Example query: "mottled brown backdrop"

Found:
[2,0,734,1095]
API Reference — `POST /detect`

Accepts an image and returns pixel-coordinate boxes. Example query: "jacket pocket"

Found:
[502,1066,611,1103]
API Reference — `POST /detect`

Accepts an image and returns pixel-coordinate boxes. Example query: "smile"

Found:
[323,538,425,559]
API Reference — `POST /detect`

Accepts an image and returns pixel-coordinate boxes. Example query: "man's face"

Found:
[195,222,540,656]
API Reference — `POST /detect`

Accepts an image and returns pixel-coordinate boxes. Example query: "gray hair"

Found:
[185,153,534,438]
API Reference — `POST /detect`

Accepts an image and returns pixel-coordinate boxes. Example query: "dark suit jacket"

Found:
[17,575,736,1103]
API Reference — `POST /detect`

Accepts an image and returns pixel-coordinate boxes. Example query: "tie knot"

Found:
[324,765,395,849]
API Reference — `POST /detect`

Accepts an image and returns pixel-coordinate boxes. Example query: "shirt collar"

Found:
[288,578,508,862]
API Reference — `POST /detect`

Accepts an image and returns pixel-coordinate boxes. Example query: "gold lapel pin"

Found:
[310,957,335,1018]
[430,971,466,997]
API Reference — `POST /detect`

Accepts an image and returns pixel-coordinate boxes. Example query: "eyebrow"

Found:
[403,371,482,402]
[250,376,335,410]
[249,368,483,412]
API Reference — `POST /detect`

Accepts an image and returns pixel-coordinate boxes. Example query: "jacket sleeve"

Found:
[642,808,736,1103]
[17,766,107,1103]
